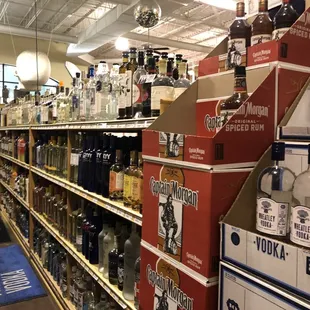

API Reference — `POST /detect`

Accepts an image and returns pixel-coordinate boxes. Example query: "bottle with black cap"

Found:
[291,144,310,248]
[220,66,248,127]
[173,54,183,80]
[256,142,295,238]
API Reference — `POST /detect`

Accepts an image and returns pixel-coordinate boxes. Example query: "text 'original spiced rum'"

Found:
[251,0,273,46]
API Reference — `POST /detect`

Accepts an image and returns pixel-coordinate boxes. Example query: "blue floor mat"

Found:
[0,244,46,305]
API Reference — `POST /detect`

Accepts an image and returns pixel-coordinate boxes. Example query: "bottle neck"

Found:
[282,0,290,4]
[236,2,245,18]
[122,57,128,64]
[258,0,268,13]
[234,76,247,94]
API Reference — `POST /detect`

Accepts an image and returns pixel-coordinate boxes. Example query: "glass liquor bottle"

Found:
[71,205,81,245]
[142,57,156,118]
[82,276,95,310]
[71,77,80,121]
[103,224,115,278]
[220,66,248,127]
[109,149,125,200]
[94,292,109,310]
[133,51,147,118]
[98,212,110,273]
[272,0,298,40]
[124,151,137,207]
[131,152,143,213]
[95,135,105,194]
[88,206,101,264]
[82,205,92,259]
[102,135,115,198]
[108,235,119,285]
[134,256,141,309]
[88,66,97,120]
[79,72,88,121]
[227,1,251,69]
[70,133,79,184]
[76,200,86,252]
[69,266,77,303]
[118,52,129,119]
[256,142,295,238]
[290,144,310,248]
[151,59,174,117]
[123,224,141,301]
[108,64,120,120]
[167,58,175,84]
[251,0,273,46]
[78,134,86,187]
[95,61,110,120]
[174,62,190,100]
[172,54,182,80]
[125,47,137,119]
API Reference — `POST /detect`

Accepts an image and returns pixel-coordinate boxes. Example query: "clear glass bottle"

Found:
[88,66,97,120]
[98,212,109,273]
[109,149,124,200]
[251,0,273,46]
[71,76,80,121]
[108,64,120,120]
[134,256,141,309]
[174,62,190,100]
[257,142,295,238]
[103,224,115,278]
[151,59,174,117]
[108,235,119,285]
[272,0,298,40]
[94,292,109,310]
[69,266,77,303]
[291,144,310,248]
[118,52,129,119]
[123,224,141,301]
[76,201,86,252]
[82,275,95,310]
[96,61,110,121]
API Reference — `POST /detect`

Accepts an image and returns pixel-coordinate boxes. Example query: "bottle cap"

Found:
[59,81,64,87]
[234,66,246,77]
[99,60,106,63]
[138,51,144,58]
[76,72,80,78]
[271,142,285,161]
[161,52,168,59]
[130,47,137,53]
[176,54,183,59]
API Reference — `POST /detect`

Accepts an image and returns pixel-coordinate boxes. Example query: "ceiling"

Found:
[0,0,236,67]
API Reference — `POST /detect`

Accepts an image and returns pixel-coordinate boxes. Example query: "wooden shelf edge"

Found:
[31,210,135,310]
[0,152,30,169]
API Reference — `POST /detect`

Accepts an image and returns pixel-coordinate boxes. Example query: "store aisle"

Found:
[0,215,60,310]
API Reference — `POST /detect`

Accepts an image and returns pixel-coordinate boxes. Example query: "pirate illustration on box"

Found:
[165,133,180,158]
[226,41,242,70]
[159,194,178,255]
[155,290,169,310]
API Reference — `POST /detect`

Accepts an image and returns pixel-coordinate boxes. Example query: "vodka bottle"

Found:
[96,61,110,120]
[88,66,97,120]
[94,292,109,310]
[256,142,295,237]
[123,224,141,301]
[98,213,109,273]
[71,75,80,121]
[103,225,115,278]
[134,256,141,308]
[70,266,77,303]
[108,64,120,120]
[74,268,83,307]
[82,275,95,310]
[76,201,86,252]
[291,144,310,248]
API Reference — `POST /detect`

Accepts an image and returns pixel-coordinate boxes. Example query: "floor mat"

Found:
[0,244,46,306]
[0,217,11,244]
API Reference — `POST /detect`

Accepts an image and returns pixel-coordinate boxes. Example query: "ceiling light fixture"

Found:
[68,14,72,18]
[115,37,129,51]
[194,0,236,11]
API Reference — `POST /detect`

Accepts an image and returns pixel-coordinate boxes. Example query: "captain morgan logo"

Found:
[147,264,193,310]
[205,102,269,131]
[150,177,198,209]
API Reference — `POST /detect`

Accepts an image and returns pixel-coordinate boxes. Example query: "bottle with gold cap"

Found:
[151,59,174,117]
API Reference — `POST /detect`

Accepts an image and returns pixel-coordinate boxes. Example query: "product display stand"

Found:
[0,118,154,310]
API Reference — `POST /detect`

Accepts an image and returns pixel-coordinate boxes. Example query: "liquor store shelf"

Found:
[0,152,30,169]
[31,210,136,310]
[0,117,156,131]
[0,208,75,310]
[0,180,30,210]
[31,166,143,226]
[0,152,142,226]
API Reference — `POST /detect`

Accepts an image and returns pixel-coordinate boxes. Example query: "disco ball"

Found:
[134,0,162,28]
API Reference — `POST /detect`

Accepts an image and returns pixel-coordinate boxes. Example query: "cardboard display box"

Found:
[142,155,252,279]
[199,8,310,77]
[219,261,310,310]
[221,143,310,299]
[139,241,218,310]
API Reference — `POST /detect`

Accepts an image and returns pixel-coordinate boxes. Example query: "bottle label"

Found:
[174,88,187,100]
[52,103,57,118]
[76,235,83,245]
[133,84,141,106]
[290,205,310,248]
[272,28,290,40]
[251,34,272,46]
[126,70,132,108]
[220,109,238,129]
[256,197,289,236]
[119,73,128,109]
[228,38,246,52]
[123,174,132,200]
[70,153,78,166]
[90,88,96,116]
[151,86,174,110]
[132,177,143,201]
[72,95,79,109]
[109,171,124,192]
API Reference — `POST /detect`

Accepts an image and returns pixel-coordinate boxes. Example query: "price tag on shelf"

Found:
[92,198,98,204]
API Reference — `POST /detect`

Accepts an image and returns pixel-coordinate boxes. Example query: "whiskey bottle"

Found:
[272,0,298,40]
[220,66,248,127]
[172,54,183,80]
[133,51,147,118]
[174,62,190,100]
[257,142,295,237]
[118,52,129,119]
[108,235,119,285]
[131,152,143,213]
[251,0,273,46]
[227,1,251,69]
[124,151,137,207]
[290,144,310,248]
[109,149,124,200]
[151,59,174,117]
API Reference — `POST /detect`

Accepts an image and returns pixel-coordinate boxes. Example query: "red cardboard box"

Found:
[140,242,218,310]
[142,156,251,278]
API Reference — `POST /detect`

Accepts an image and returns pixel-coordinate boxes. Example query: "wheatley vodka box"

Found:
[220,146,310,299]
[219,262,310,310]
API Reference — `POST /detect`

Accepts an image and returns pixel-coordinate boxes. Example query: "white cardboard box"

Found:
[221,143,310,299]
[219,261,310,310]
